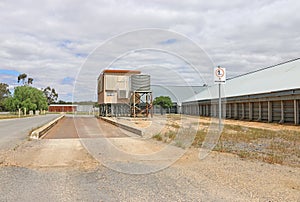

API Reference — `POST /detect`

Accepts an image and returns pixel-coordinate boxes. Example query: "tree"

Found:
[17,73,27,84]
[0,83,11,111]
[0,83,10,100]
[3,97,19,112]
[4,85,48,114]
[43,86,58,105]
[153,96,173,115]
[28,78,33,85]
[17,74,34,85]
[57,100,72,104]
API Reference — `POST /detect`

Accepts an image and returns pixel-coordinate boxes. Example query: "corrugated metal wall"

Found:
[253,102,259,120]
[261,102,268,122]
[182,97,300,125]
[272,101,281,122]
[284,100,294,123]
[226,103,231,118]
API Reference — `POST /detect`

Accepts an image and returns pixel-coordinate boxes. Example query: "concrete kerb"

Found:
[100,117,143,136]
[30,114,65,140]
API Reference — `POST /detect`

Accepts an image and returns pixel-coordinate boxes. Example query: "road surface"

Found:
[0,114,60,151]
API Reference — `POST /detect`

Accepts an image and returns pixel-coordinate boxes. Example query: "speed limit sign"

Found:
[214,66,226,84]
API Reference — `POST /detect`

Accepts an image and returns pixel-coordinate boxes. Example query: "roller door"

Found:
[284,100,294,123]
[226,103,232,118]
[208,104,212,117]
[272,101,281,122]
[199,105,204,116]
[238,103,243,119]
[298,100,300,123]
[206,105,210,116]
[261,102,268,121]
[244,103,249,120]
[212,104,219,117]
[253,102,259,120]
[203,105,207,116]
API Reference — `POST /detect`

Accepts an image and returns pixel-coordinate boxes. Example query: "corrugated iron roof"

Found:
[184,58,300,102]
[152,85,205,103]
[102,70,141,74]
[49,104,78,107]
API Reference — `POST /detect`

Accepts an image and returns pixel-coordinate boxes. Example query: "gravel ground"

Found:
[1,147,299,201]
[1,115,299,201]
[1,166,211,202]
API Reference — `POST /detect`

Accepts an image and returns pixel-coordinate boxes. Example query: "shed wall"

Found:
[182,90,300,125]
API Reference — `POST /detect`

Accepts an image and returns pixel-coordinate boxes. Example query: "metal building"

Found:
[97,70,152,117]
[48,104,77,112]
[182,58,300,125]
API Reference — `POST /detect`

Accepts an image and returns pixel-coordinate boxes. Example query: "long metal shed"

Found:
[182,58,300,124]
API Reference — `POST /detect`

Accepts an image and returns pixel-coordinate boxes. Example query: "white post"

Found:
[218,83,221,131]
[258,102,262,121]
[133,92,136,118]
[294,100,299,125]
[268,101,272,123]
[280,100,284,123]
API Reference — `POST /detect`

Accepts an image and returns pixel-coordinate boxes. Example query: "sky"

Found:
[0,0,299,101]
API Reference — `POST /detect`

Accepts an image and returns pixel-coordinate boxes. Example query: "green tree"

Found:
[0,83,11,111]
[17,74,34,86]
[43,86,58,105]
[4,86,48,114]
[153,96,173,115]
[3,97,19,112]
[28,78,33,85]
[17,73,27,84]
[57,100,72,104]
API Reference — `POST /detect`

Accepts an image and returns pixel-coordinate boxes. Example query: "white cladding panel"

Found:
[105,75,129,91]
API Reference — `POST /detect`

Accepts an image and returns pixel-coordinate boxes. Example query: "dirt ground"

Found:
[175,148,300,201]
[1,138,299,201]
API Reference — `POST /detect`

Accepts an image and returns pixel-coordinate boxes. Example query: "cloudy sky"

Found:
[0,0,299,101]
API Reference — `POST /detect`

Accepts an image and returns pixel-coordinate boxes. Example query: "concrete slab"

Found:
[2,139,98,169]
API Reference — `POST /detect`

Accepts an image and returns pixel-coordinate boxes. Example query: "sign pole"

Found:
[214,66,226,133]
[219,83,221,132]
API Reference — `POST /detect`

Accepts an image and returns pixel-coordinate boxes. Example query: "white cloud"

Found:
[0,0,299,101]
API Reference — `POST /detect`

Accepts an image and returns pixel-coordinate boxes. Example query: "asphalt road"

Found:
[0,114,60,151]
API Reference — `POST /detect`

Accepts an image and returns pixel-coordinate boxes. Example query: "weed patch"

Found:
[152,134,162,141]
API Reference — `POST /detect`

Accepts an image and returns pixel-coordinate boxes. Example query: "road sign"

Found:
[214,66,226,132]
[214,66,226,84]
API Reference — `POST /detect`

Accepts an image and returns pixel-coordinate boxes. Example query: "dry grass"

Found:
[197,125,300,167]
[155,115,300,167]
[0,114,33,119]
[166,114,182,121]
[152,134,163,141]
[167,123,180,129]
